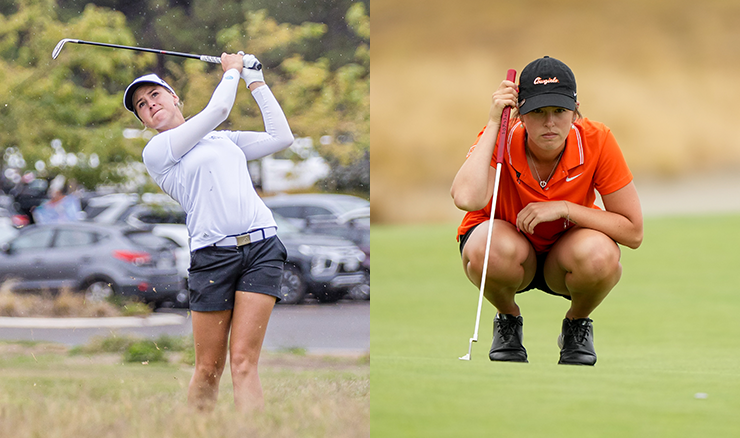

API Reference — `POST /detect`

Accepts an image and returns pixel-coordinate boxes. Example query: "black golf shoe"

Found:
[558,318,597,366]
[489,313,528,362]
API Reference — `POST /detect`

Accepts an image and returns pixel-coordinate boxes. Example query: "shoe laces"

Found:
[564,318,592,344]
[496,315,522,341]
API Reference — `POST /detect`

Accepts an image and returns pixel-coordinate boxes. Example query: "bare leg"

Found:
[544,227,622,319]
[188,309,232,411]
[461,220,537,316]
[229,291,276,412]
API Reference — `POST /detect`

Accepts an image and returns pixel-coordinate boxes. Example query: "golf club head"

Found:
[458,338,475,360]
[52,39,76,59]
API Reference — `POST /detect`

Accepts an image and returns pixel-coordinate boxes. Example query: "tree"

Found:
[0,0,369,195]
[0,0,157,190]
[216,3,369,194]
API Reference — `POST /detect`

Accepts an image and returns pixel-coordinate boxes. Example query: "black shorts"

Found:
[458,223,570,300]
[188,235,287,311]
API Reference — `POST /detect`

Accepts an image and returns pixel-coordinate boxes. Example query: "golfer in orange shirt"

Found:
[451,56,643,365]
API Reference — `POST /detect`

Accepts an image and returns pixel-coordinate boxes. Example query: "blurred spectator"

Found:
[10,172,48,223]
[32,175,81,224]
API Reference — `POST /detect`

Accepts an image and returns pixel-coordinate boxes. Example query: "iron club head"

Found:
[52,39,76,59]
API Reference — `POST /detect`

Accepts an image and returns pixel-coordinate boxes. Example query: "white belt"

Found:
[213,227,277,247]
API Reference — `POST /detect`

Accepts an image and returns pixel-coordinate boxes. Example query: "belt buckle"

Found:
[235,234,252,247]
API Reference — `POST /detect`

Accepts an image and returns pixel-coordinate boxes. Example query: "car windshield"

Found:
[124,231,174,250]
[334,198,370,213]
[135,205,186,224]
[82,205,108,220]
[273,214,302,235]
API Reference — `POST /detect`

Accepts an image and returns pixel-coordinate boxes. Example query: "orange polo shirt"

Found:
[457,118,633,253]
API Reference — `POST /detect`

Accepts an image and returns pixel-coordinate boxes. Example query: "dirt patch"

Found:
[259,351,369,372]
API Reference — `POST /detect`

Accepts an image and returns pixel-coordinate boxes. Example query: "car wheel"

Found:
[346,271,369,301]
[313,287,346,303]
[279,265,306,304]
[347,283,370,301]
[84,280,116,303]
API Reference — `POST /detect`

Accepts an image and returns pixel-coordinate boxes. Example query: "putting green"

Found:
[371,215,740,437]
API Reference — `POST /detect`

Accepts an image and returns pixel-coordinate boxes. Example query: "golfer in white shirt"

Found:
[124,52,294,412]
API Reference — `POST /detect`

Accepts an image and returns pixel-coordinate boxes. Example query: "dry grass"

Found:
[0,343,369,438]
[0,284,125,317]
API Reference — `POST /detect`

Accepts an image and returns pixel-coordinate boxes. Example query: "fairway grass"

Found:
[0,345,368,438]
[371,215,740,437]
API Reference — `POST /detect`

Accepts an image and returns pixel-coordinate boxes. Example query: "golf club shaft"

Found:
[465,68,517,351]
[52,39,261,69]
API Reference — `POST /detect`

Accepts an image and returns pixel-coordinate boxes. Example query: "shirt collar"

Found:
[507,121,584,188]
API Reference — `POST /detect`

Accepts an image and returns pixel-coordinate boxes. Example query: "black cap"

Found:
[518,56,577,115]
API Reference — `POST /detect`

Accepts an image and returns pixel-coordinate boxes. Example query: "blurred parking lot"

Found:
[0,183,371,307]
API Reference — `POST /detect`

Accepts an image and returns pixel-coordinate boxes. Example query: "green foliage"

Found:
[1,0,369,194]
[69,333,137,355]
[123,340,166,363]
[119,301,152,316]
[150,334,190,352]
[0,0,154,189]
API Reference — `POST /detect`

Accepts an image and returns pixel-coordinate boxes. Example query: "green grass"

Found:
[0,342,368,438]
[370,215,740,438]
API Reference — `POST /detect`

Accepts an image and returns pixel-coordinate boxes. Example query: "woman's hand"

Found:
[516,201,569,234]
[220,53,244,72]
[239,54,265,90]
[490,80,519,124]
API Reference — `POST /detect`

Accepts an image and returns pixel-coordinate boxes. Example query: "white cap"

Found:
[123,74,176,118]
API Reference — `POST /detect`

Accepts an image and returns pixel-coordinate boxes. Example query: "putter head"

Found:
[52,39,76,59]
[458,337,476,361]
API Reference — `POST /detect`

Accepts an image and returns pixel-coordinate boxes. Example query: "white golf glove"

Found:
[239,53,264,87]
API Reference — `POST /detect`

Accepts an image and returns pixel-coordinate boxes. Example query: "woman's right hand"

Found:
[220,53,244,73]
[489,80,519,124]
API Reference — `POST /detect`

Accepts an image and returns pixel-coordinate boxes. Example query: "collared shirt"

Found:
[143,73,293,251]
[457,118,633,253]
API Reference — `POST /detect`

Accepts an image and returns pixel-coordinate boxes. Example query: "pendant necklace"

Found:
[527,147,564,189]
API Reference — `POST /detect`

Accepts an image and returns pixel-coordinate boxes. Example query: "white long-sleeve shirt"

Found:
[142,69,294,250]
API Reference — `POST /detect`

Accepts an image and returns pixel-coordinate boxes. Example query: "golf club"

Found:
[52,38,262,70]
[460,68,517,361]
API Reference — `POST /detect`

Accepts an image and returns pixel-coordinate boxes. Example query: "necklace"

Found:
[527,147,564,188]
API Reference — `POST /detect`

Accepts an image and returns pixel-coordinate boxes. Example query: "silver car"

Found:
[0,222,184,307]
[263,193,370,229]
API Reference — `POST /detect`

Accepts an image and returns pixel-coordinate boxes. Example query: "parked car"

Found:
[0,208,19,244]
[274,213,368,304]
[83,193,190,282]
[302,207,370,300]
[0,222,185,307]
[82,193,369,304]
[262,193,370,229]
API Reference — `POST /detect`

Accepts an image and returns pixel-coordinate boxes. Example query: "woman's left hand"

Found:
[221,53,244,72]
[516,201,568,234]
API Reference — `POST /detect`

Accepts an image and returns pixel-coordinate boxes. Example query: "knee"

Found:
[570,237,620,279]
[195,360,225,383]
[466,232,524,274]
[230,351,259,378]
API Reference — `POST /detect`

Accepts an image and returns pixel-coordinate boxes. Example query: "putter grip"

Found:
[495,69,517,164]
